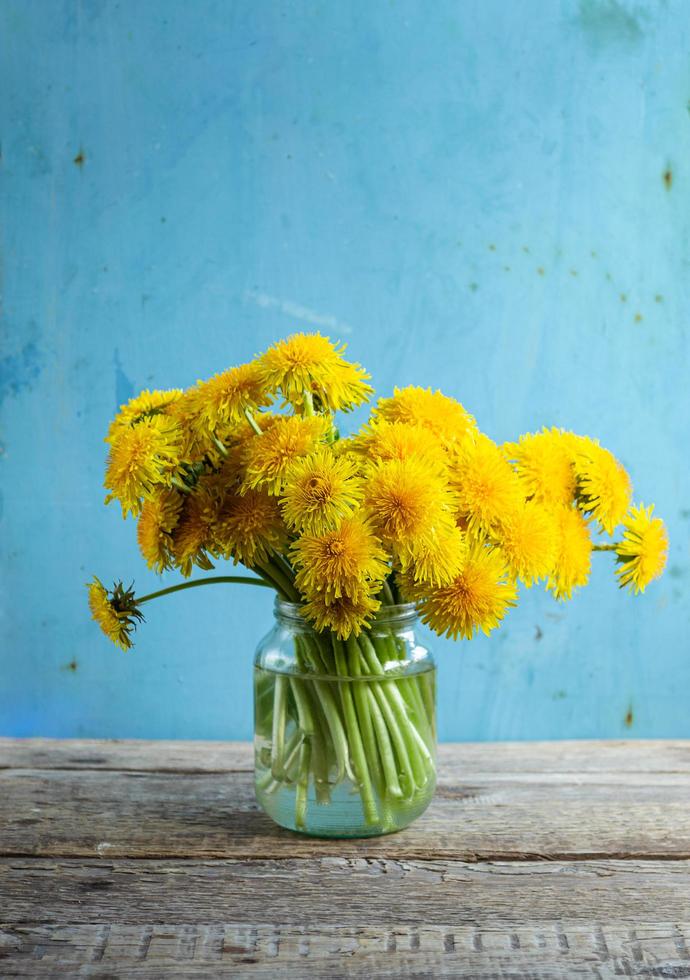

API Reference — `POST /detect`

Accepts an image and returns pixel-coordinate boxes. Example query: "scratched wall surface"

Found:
[1,0,689,741]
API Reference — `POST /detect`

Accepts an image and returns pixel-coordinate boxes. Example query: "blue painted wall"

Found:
[2,0,688,742]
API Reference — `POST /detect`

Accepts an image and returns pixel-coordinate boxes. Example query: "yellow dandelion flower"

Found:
[137,490,183,573]
[574,440,632,535]
[404,524,465,588]
[372,386,476,449]
[615,504,668,593]
[301,586,381,639]
[503,428,577,507]
[242,414,330,495]
[106,388,183,444]
[450,433,523,536]
[87,577,143,651]
[214,488,287,567]
[350,419,448,471]
[186,362,272,440]
[104,415,184,517]
[406,541,517,640]
[258,332,373,412]
[363,457,457,546]
[171,481,223,576]
[546,506,592,600]
[292,515,389,600]
[280,448,363,534]
[496,500,559,587]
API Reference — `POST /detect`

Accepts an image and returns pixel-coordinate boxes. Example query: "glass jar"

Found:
[254,599,436,838]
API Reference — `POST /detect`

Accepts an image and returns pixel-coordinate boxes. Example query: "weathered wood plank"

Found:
[2,737,690,775]
[2,920,690,978]
[2,768,689,861]
[2,858,690,926]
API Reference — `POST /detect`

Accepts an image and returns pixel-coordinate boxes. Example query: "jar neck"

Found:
[273,597,418,633]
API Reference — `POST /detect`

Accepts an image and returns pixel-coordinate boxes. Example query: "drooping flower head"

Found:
[372,386,476,450]
[546,505,593,600]
[291,515,389,601]
[258,332,373,412]
[104,415,185,517]
[503,428,577,507]
[137,489,184,573]
[573,438,632,535]
[496,500,559,588]
[404,540,517,640]
[450,433,523,536]
[241,414,330,495]
[615,504,668,594]
[87,577,144,651]
[280,447,363,534]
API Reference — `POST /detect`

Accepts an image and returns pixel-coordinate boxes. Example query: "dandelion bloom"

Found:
[408,542,517,640]
[450,433,523,536]
[104,415,185,517]
[546,505,592,600]
[351,420,448,471]
[373,386,476,449]
[301,587,381,639]
[497,500,559,587]
[171,482,224,576]
[137,490,183,573]
[281,448,363,534]
[404,524,465,588]
[106,388,183,443]
[258,332,372,412]
[615,504,668,593]
[87,577,143,651]
[573,439,632,535]
[363,457,457,547]
[186,362,271,441]
[503,428,577,507]
[242,415,330,495]
[292,515,389,601]
[215,489,287,567]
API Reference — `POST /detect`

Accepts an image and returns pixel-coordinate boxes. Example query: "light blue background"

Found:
[1,0,688,742]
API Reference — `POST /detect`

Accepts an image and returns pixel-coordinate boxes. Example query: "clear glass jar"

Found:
[254,599,436,838]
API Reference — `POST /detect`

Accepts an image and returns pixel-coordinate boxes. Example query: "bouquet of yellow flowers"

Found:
[89,332,667,836]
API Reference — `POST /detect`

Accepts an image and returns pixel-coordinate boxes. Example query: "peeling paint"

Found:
[576,0,645,47]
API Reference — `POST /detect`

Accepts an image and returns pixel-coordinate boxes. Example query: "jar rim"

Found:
[273,597,418,629]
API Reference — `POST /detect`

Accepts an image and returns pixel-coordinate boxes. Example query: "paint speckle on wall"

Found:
[0,340,43,404]
[73,148,85,167]
[663,167,673,191]
[624,704,634,727]
[113,349,134,412]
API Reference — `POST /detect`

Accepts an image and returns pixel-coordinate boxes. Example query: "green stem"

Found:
[380,579,396,606]
[137,575,272,605]
[302,390,315,417]
[347,635,384,798]
[294,737,312,830]
[332,637,379,825]
[257,559,300,602]
[270,675,288,779]
[244,406,264,435]
[593,544,618,552]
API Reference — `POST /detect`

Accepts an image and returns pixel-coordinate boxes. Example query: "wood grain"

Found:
[2,738,690,977]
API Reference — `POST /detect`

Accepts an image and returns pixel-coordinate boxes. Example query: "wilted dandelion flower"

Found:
[258,332,373,412]
[546,505,593,600]
[87,577,144,651]
[615,504,668,594]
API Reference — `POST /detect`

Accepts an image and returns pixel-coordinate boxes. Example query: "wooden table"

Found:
[1,739,690,978]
